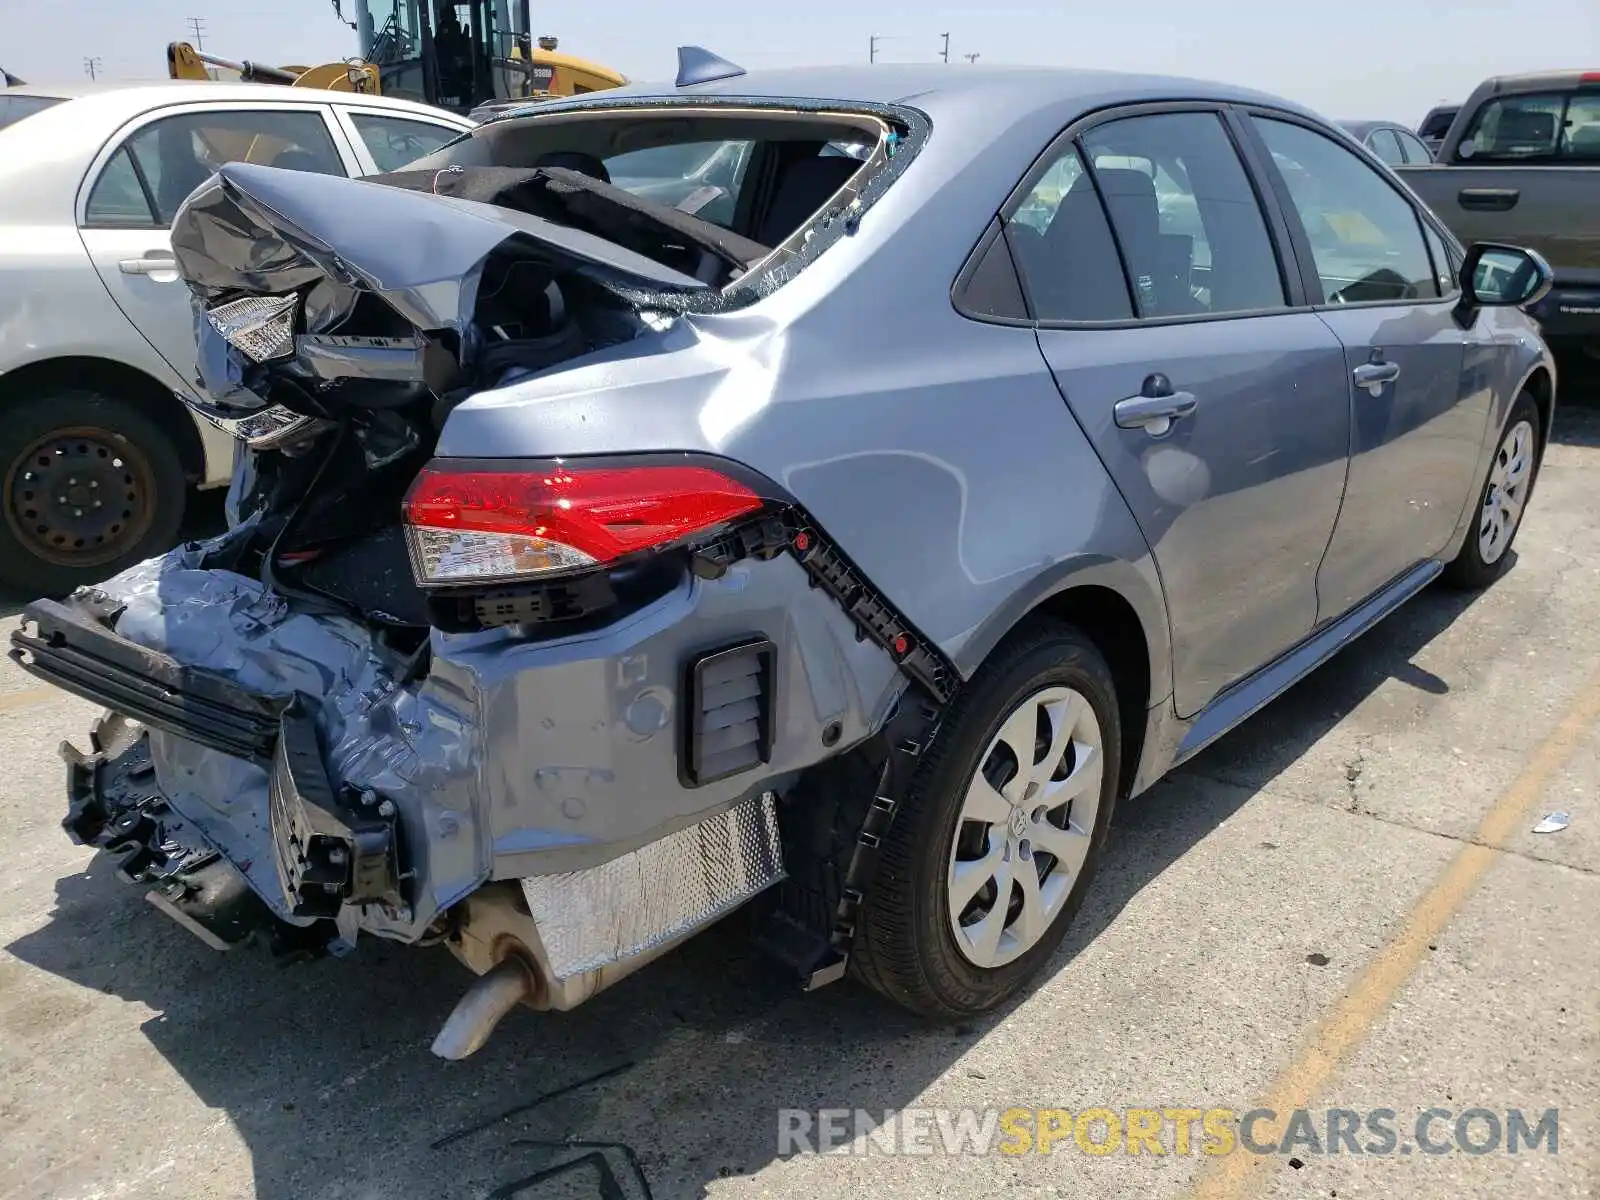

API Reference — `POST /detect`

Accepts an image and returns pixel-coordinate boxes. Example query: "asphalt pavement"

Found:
[2,399,1597,1200]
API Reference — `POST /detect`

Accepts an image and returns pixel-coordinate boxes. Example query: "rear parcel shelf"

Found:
[9,595,288,763]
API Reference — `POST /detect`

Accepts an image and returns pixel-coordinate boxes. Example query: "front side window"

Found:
[1395,129,1433,163]
[86,109,345,228]
[1082,111,1285,318]
[1460,91,1600,162]
[1254,117,1439,305]
[351,113,461,173]
[1422,223,1456,295]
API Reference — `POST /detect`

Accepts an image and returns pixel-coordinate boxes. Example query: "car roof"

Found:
[2,79,468,122]
[495,63,1319,128]
[1338,119,1415,138]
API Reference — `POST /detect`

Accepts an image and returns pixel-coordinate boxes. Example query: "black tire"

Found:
[0,390,187,597]
[1441,390,1542,592]
[850,618,1121,1020]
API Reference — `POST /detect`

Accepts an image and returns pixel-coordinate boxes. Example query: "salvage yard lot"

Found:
[3,400,1599,1200]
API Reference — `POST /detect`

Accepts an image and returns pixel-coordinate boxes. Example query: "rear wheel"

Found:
[0,390,187,596]
[851,620,1121,1019]
[1442,391,1541,591]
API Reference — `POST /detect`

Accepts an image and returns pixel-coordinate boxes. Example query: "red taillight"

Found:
[402,460,764,586]
[1582,71,1600,86]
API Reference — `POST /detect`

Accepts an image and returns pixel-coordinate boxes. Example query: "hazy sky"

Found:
[6,0,1598,122]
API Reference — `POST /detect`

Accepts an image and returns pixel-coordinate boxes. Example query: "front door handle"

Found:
[118,252,178,281]
[1114,373,1198,435]
[1352,359,1401,395]
[1458,187,1520,212]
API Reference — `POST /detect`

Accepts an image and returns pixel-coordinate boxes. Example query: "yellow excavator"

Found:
[167,0,625,117]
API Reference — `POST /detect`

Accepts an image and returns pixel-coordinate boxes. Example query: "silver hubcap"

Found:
[946,685,1104,969]
[1479,418,1535,565]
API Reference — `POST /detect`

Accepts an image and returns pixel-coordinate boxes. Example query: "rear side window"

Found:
[350,113,460,173]
[1460,90,1600,162]
[1082,111,1286,318]
[1005,143,1133,321]
[85,147,157,224]
[1367,128,1405,166]
[84,108,345,228]
[0,94,65,131]
[1255,117,1439,304]
[602,139,755,225]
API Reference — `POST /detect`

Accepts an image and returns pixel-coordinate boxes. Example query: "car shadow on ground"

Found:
[5,562,1489,1199]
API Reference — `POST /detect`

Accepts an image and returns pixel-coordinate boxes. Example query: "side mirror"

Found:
[1459,242,1554,309]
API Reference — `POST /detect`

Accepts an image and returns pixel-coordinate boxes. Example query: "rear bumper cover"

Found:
[11,537,903,945]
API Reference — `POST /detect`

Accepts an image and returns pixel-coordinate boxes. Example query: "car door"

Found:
[1246,114,1481,622]
[330,106,472,175]
[1017,109,1353,717]
[77,103,357,390]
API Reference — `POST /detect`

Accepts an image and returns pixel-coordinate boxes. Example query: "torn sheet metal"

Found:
[84,544,485,939]
[519,791,784,980]
[171,162,706,333]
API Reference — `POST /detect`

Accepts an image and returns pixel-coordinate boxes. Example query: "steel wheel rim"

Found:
[3,426,158,568]
[1479,418,1535,566]
[946,684,1104,969]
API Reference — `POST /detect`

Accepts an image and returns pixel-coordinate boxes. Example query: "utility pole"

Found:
[964,52,981,64]
[869,34,881,64]
[186,16,207,49]
[82,56,103,80]
[940,33,950,63]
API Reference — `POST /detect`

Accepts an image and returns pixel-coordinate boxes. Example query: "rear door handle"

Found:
[118,252,178,280]
[1458,187,1520,212]
[1114,374,1198,434]
[1352,359,1401,394]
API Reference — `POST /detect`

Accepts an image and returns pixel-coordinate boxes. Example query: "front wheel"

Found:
[1442,391,1541,591]
[851,620,1121,1020]
[0,390,187,596]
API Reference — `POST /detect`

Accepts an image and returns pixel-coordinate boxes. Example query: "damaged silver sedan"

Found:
[12,55,1556,1056]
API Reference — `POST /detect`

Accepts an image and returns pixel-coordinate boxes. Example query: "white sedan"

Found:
[0,81,473,594]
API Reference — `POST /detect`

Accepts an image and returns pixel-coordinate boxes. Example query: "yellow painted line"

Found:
[1190,665,1600,1200]
[0,685,59,713]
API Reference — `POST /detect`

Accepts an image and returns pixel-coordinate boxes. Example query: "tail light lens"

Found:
[205,294,299,364]
[402,460,765,586]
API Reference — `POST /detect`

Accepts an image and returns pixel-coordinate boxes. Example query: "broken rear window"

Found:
[403,102,921,297]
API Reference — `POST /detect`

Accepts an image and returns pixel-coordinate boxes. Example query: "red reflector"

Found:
[1582,71,1600,85]
[402,461,764,584]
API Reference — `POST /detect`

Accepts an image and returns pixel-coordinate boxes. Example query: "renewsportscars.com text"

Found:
[777,1106,1560,1158]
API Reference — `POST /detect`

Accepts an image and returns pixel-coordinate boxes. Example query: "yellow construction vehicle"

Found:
[165,2,624,117]
[167,42,380,93]
[340,1,625,111]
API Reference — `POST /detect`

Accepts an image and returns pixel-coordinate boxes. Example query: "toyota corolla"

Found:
[12,52,1555,1058]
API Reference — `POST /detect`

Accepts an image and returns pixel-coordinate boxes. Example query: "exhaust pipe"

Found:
[431,957,539,1060]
